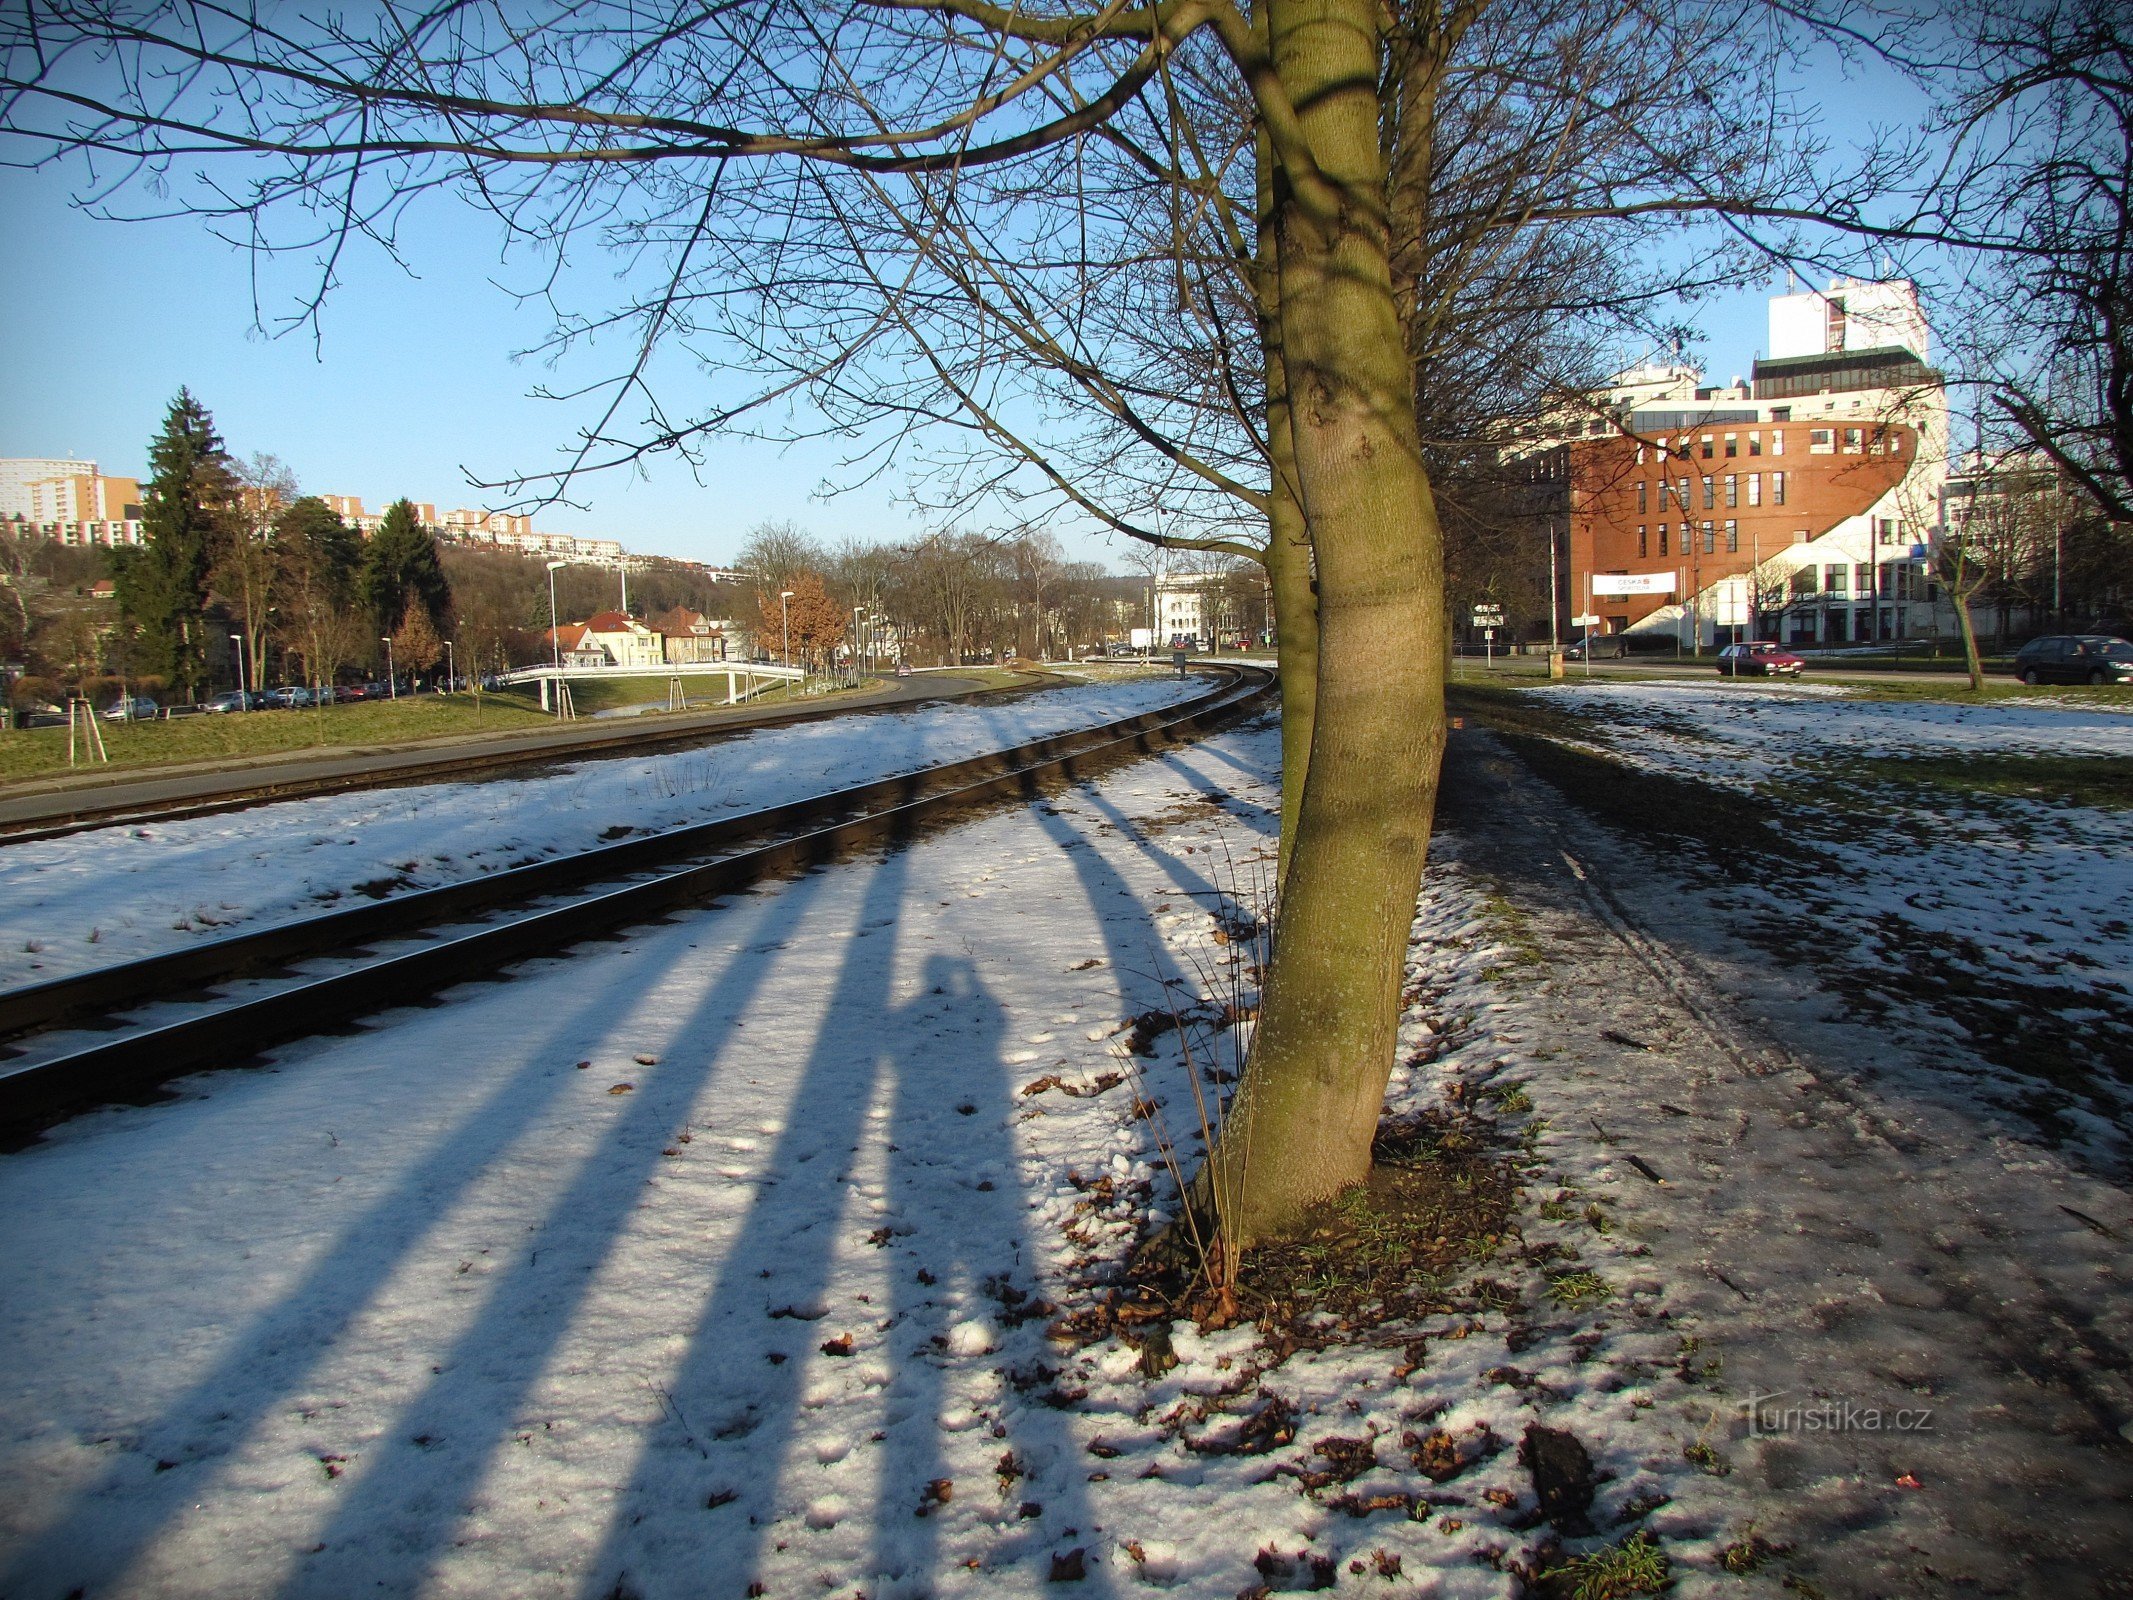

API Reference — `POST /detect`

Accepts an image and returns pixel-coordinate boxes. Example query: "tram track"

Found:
[0,669,1053,845]
[0,666,1271,1139]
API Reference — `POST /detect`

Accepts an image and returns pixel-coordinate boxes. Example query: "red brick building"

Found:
[1552,282,1949,648]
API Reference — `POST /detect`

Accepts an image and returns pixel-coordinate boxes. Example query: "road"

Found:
[0,671,1013,835]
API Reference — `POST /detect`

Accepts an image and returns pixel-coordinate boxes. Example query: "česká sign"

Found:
[1589,572,1677,597]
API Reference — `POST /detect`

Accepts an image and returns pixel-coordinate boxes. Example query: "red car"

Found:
[1717,641,1805,677]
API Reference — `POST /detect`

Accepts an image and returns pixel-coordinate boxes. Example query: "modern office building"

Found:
[1550,280,1949,648]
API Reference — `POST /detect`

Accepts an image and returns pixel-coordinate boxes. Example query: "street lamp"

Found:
[780,590,795,674]
[852,605,867,684]
[382,636,396,699]
[443,639,455,695]
[230,632,248,708]
[546,560,569,718]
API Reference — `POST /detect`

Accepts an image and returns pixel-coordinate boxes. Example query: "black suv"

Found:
[2009,634,2133,686]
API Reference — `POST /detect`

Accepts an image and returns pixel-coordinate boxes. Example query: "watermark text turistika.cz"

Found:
[1743,1392,1935,1436]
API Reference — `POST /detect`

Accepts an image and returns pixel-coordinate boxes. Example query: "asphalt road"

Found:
[0,671,1009,834]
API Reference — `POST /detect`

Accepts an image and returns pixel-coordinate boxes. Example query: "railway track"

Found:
[0,669,1051,845]
[0,666,1271,1139]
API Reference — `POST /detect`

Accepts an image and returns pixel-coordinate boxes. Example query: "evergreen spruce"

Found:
[117,389,234,700]
[362,499,453,636]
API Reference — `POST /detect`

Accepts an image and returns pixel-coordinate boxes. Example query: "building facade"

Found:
[1,460,147,548]
[1556,280,1949,648]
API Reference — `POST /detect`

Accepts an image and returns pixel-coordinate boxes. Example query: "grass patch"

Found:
[1838,752,2133,810]
[1544,1269,1610,1308]
[1837,677,2133,706]
[0,695,556,783]
[1536,1532,1671,1600]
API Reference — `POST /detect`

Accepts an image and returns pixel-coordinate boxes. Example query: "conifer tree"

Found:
[361,499,453,636]
[117,389,233,700]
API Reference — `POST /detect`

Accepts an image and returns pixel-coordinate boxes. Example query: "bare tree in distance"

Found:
[223,453,296,697]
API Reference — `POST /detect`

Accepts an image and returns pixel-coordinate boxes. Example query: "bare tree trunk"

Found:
[1207,0,1447,1245]
[1955,589,1986,691]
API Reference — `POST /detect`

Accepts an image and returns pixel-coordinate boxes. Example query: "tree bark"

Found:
[1256,107,1319,885]
[1206,0,1447,1245]
[1954,588,1985,691]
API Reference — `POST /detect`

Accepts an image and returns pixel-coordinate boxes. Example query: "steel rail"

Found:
[0,667,1270,1137]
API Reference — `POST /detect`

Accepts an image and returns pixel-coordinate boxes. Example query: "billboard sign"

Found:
[1589,572,1676,597]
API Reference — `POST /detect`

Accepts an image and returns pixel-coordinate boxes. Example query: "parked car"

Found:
[1716,641,1805,678]
[204,690,269,713]
[101,695,160,721]
[1565,634,1628,661]
[2008,634,2133,686]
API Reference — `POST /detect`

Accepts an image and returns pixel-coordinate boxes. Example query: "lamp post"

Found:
[443,639,455,695]
[852,605,867,684]
[546,560,569,717]
[780,590,795,675]
[382,636,396,699]
[230,632,247,708]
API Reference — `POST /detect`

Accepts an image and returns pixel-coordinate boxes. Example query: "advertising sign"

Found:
[1589,572,1676,597]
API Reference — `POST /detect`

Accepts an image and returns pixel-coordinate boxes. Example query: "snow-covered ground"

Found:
[0,675,1204,989]
[1521,681,2133,1163]
[0,718,1755,1600]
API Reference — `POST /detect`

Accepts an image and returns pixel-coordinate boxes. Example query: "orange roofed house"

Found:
[1545,280,1949,648]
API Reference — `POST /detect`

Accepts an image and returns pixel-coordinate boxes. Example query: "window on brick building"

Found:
[1679,477,1691,508]
[1842,427,1863,453]
[1702,475,1715,509]
[1810,428,1835,453]
[1747,473,1761,506]
[1749,433,1763,456]
[1725,519,1739,552]
[1826,563,1847,593]
[1724,476,1738,507]
[1702,521,1716,554]
[1772,471,1786,505]
[1701,437,1714,458]
[1771,429,1785,453]
[1638,525,1648,556]
[1659,524,1670,555]
[1637,481,1647,513]
[1724,435,1738,457]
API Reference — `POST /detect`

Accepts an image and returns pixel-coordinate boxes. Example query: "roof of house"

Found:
[581,610,644,633]
[548,622,588,650]
[651,605,717,637]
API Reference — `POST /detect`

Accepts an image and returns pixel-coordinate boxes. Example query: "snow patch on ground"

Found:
[0,717,1733,1599]
[1521,681,2133,1162]
[0,676,1204,988]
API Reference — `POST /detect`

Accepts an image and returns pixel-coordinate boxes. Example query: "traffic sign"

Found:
[1470,605,1505,625]
[1572,613,1601,627]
